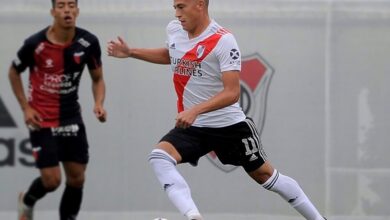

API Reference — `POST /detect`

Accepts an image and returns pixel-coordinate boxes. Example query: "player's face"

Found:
[174,0,202,33]
[51,0,79,29]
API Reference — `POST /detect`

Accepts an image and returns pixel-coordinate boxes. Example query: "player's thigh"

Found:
[160,126,210,165]
[29,128,60,169]
[247,160,274,184]
[212,118,267,172]
[59,123,90,165]
[157,141,183,162]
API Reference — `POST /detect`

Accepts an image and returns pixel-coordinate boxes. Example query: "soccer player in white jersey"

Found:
[107,0,326,220]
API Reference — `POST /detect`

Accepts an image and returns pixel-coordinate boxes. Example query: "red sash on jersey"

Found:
[173,29,228,112]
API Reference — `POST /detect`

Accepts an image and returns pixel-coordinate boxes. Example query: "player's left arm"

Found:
[89,66,107,122]
[175,70,240,128]
[191,70,240,113]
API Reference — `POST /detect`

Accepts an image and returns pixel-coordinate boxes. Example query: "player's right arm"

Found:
[107,36,170,64]
[8,66,42,129]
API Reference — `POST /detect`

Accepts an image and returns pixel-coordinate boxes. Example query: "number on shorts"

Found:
[242,137,259,155]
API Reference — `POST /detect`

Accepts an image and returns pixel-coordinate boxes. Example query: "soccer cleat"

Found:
[18,192,33,220]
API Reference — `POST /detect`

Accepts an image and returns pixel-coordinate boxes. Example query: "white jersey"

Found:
[166,19,246,127]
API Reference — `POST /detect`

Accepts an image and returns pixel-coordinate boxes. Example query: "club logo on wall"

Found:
[206,53,274,172]
[0,96,16,128]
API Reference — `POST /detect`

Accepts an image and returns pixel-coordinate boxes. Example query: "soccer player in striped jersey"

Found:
[9,0,106,219]
[108,0,326,219]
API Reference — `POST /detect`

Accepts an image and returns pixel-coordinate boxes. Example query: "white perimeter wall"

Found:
[0,1,389,219]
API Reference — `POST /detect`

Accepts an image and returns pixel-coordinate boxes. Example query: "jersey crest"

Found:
[196,45,206,58]
[73,51,85,64]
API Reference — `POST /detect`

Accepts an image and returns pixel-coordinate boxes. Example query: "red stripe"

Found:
[173,30,225,112]
[30,42,64,127]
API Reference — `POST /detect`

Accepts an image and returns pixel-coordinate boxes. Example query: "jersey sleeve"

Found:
[166,20,182,49]
[214,33,241,72]
[165,23,170,49]
[86,36,102,70]
[12,40,34,74]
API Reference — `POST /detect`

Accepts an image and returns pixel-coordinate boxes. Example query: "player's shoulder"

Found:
[75,27,99,45]
[166,20,183,35]
[209,21,238,47]
[75,27,97,38]
[23,27,48,46]
[210,20,233,37]
[207,21,240,55]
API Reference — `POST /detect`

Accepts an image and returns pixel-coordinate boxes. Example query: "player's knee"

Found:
[148,149,177,167]
[148,149,179,191]
[42,176,61,192]
[248,163,275,184]
[66,174,85,188]
[249,170,272,185]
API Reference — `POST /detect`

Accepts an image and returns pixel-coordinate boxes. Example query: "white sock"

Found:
[262,169,323,220]
[149,149,201,219]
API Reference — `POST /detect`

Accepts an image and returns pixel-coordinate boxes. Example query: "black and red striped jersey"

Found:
[12,26,102,128]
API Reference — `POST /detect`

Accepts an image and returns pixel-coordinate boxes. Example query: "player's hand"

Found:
[94,105,107,123]
[107,36,131,58]
[24,106,42,131]
[175,109,198,129]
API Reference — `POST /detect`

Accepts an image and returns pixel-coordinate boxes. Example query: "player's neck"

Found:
[47,25,76,46]
[188,16,211,39]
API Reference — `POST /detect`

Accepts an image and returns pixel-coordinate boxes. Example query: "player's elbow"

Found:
[228,89,240,104]
[232,92,240,103]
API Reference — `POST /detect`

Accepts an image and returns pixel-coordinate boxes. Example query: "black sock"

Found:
[59,185,83,220]
[23,177,49,207]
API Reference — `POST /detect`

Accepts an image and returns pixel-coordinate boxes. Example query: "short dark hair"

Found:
[51,0,78,8]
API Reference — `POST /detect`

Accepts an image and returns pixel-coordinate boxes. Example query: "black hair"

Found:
[51,0,78,8]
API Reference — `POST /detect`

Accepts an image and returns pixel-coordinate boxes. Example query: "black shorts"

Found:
[160,118,267,172]
[29,123,89,168]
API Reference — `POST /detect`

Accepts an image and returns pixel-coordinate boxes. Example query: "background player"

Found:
[107,0,326,219]
[8,0,106,219]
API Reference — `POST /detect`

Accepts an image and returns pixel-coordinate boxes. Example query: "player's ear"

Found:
[198,0,208,12]
[198,0,205,8]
